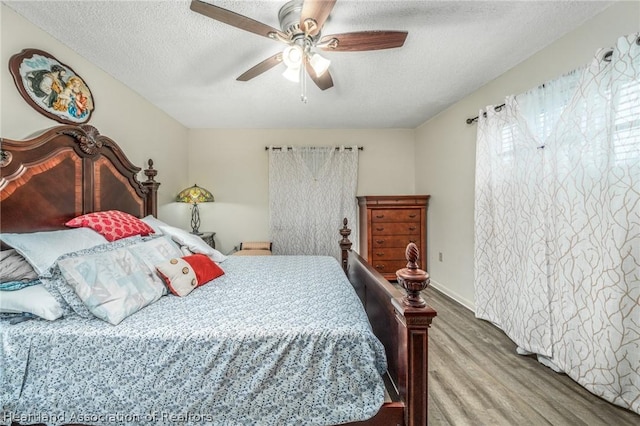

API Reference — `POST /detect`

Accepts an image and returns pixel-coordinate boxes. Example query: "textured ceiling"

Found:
[4,0,614,129]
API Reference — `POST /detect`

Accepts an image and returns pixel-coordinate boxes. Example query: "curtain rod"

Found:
[466,103,506,125]
[464,40,634,126]
[265,146,363,151]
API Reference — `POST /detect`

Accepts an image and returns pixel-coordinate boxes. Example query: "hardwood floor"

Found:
[424,287,639,426]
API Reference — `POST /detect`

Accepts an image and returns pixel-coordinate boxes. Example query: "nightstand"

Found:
[198,232,216,249]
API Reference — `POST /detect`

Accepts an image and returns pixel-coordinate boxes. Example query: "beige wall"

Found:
[415,1,640,309]
[188,128,415,254]
[1,5,189,223]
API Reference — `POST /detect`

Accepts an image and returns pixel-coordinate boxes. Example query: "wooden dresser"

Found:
[357,195,430,280]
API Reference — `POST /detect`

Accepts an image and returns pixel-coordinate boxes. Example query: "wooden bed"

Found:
[0,124,436,426]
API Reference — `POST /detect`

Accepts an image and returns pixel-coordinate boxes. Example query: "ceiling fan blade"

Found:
[300,0,337,36]
[190,0,287,41]
[237,53,283,81]
[319,31,408,52]
[305,61,334,91]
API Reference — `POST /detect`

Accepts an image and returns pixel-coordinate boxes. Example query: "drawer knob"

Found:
[409,226,417,231]
[375,214,385,219]
[375,252,384,257]
[376,227,384,231]
[375,239,385,244]
[408,213,417,218]
[375,264,385,270]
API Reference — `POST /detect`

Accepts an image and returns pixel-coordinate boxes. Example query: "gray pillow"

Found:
[0,249,37,283]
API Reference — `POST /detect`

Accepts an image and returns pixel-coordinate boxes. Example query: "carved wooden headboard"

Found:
[0,124,159,233]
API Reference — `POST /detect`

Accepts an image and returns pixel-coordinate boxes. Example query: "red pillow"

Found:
[65,210,155,242]
[156,254,225,297]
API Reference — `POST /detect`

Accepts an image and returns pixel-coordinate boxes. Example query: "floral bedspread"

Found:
[1,255,387,426]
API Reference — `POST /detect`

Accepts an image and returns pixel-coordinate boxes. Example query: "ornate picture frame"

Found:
[9,48,95,124]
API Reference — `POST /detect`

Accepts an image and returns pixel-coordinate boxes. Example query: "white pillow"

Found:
[0,284,63,321]
[141,215,170,235]
[0,228,108,275]
[159,225,227,263]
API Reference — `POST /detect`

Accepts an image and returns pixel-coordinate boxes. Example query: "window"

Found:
[613,81,640,164]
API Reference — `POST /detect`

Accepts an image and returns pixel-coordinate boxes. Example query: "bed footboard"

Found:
[340,219,437,426]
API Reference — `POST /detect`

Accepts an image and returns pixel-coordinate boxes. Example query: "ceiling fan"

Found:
[190,0,408,99]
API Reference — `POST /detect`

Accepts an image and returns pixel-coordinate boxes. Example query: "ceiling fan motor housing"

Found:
[278,0,322,41]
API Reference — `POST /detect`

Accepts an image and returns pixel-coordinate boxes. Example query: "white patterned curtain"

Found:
[474,33,640,413]
[474,95,553,357]
[268,146,358,259]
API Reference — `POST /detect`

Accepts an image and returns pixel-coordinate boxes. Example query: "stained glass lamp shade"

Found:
[176,184,214,235]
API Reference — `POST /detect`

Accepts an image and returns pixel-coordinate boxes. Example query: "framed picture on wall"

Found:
[9,48,95,124]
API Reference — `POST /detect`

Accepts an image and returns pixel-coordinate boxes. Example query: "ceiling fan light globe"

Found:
[283,45,303,68]
[309,53,331,77]
[282,66,300,83]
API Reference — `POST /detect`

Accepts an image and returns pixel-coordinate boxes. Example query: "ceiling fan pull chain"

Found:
[300,65,308,103]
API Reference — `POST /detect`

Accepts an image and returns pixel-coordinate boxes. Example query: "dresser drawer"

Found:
[371,222,420,235]
[370,246,420,261]
[371,259,410,275]
[372,235,420,248]
[371,209,421,223]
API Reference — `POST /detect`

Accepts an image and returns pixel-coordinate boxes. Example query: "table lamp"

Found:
[176,184,214,235]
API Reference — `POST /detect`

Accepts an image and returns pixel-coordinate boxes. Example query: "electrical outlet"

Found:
[438,252,443,262]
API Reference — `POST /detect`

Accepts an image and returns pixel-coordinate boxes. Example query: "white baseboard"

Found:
[429,279,475,312]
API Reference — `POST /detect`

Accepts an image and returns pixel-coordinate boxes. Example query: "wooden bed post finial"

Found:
[144,159,157,181]
[142,158,160,217]
[396,242,430,308]
[339,218,352,273]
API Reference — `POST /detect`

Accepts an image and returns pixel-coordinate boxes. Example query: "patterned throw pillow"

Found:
[41,236,181,320]
[66,210,155,242]
[156,254,225,297]
[58,245,168,325]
